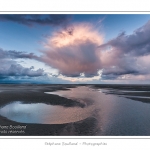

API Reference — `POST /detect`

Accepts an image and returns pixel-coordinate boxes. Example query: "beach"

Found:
[0,84,99,136]
[0,84,150,136]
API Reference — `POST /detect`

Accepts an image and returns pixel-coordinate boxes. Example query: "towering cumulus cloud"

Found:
[39,20,150,80]
[40,23,104,77]
[1,15,150,82]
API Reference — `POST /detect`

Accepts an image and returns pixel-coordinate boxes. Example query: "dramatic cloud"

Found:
[0,48,38,59]
[40,23,104,77]
[0,14,70,26]
[97,20,150,80]
[0,48,45,79]
[0,60,44,78]
[99,20,150,56]
[2,18,150,83]
[38,20,150,80]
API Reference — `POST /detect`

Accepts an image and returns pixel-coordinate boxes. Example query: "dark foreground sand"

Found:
[0,115,99,136]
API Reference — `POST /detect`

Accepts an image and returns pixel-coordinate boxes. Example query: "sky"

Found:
[1,14,150,84]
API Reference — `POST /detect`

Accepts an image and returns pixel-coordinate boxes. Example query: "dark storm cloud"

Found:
[0,48,39,59]
[6,64,44,77]
[0,14,71,26]
[102,67,139,76]
[99,20,150,56]
[0,60,45,77]
[0,48,45,79]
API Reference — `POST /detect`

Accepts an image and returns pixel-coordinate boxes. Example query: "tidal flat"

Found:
[0,84,150,136]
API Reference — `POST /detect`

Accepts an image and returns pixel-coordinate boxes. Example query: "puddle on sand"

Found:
[1,86,150,135]
[45,86,150,135]
[0,101,95,124]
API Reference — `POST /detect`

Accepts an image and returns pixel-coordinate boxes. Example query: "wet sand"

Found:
[0,84,99,136]
[0,84,150,136]
[92,84,150,103]
[0,115,99,136]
